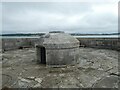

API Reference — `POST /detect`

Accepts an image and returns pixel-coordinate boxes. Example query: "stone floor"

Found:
[1,48,119,88]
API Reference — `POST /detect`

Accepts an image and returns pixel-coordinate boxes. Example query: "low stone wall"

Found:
[77,38,120,51]
[2,38,38,51]
[1,38,120,51]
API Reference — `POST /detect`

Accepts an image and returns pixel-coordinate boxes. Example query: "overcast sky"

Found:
[2,1,118,34]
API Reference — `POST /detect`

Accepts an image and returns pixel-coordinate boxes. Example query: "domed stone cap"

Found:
[49,31,64,33]
[40,31,80,49]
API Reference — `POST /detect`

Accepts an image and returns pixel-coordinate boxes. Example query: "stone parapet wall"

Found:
[1,38,120,51]
[2,38,38,51]
[77,38,120,51]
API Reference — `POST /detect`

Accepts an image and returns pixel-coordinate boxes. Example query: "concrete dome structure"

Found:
[36,31,80,66]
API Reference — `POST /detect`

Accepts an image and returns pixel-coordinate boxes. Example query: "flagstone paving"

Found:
[1,48,119,88]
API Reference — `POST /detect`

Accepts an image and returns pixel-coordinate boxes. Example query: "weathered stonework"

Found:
[2,48,119,88]
[1,37,119,51]
[36,32,80,66]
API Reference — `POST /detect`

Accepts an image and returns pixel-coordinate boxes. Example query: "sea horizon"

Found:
[1,34,119,38]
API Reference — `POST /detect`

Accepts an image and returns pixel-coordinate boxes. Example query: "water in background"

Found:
[74,35,119,38]
[1,35,119,38]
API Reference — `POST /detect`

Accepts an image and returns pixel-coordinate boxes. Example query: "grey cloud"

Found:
[2,2,118,34]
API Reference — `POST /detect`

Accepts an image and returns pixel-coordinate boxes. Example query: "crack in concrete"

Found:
[109,73,120,77]
[91,76,105,88]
